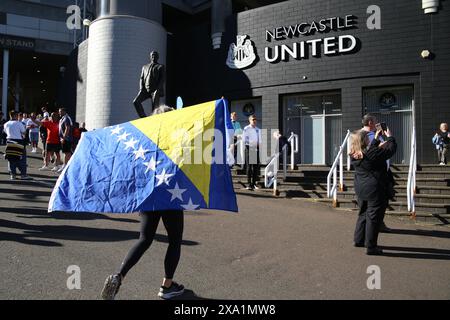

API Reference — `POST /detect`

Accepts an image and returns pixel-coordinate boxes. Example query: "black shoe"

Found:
[158,282,185,300]
[366,247,383,255]
[101,274,122,300]
[354,242,365,248]
[379,223,392,233]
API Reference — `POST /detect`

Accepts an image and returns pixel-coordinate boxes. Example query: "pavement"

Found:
[0,146,449,300]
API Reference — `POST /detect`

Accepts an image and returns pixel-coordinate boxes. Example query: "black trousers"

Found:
[354,197,387,249]
[119,210,184,279]
[245,146,260,187]
[133,90,160,118]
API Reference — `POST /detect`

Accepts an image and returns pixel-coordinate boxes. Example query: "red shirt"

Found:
[42,121,60,144]
[73,127,81,140]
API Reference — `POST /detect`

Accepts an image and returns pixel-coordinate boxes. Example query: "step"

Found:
[334,207,450,224]
[233,176,450,191]
[290,183,450,195]
[285,176,450,186]
[332,191,450,204]
[322,198,450,214]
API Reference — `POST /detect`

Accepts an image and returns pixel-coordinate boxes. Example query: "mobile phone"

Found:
[380,122,387,131]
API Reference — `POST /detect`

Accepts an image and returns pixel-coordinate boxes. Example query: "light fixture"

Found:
[421,49,431,59]
[33,56,37,60]
[42,89,46,92]
[83,19,92,27]
[37,70,41,73]
[40,81,44,84]
[422,0,439,14]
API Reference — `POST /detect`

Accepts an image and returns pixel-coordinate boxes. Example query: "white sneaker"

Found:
[253,185,260,190]
[51,166,59,172]
[39,165,50,171]
[440,162,446,166]
[31,148,37,153]
[57,165,65,173]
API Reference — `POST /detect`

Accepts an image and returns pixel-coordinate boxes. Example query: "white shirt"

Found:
[242,125,262,148]
[27,119,40,133]
[4,120,26,140]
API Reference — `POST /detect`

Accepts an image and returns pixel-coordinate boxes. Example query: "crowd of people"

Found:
[1,107,87,180]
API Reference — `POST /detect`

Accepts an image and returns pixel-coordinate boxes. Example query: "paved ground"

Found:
[0,146,449,300]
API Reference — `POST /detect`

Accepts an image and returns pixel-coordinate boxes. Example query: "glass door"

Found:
[283,92,342,165]
[363,86,414,164]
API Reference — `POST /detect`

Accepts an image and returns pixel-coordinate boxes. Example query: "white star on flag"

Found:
[155,168,174,187]
[124,138,138,150]
[111,126,123,135]
[167,183,187,202]
[181,198,200,211]
[133,146,149,160]
[143,157,161,174]
[117,132,131,142]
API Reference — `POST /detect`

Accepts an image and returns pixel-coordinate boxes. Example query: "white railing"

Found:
[265,132,299,193]
[288,133,299,170]
[407,127,417,218]
[327,130,351,207]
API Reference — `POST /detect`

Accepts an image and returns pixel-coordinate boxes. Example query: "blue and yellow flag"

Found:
[49,99,238,213]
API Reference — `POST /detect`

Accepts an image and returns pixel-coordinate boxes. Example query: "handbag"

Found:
[5,141,24,161]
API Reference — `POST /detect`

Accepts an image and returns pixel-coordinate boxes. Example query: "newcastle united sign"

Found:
[226,14,361,69]
[226,35,257,69]
[264,15,360,63]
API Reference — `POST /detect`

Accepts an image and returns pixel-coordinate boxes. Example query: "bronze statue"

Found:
[133,51,165,118]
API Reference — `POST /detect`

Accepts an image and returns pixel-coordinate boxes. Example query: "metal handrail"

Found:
[235,137,245,169]
[327,130,351,207]
[407,127,417,218]
[288,133,299,170]
[265,132,298,193]
[264,150,279,191]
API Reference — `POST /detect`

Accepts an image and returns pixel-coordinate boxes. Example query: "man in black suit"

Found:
[133,51,165,118]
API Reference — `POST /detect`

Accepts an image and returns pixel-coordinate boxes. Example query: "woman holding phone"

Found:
[349,126,397,255]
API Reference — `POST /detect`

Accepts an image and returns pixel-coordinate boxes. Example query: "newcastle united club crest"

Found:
[226,35,257,69]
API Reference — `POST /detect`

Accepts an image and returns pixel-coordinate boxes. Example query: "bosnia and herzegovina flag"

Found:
[48,99,238,213]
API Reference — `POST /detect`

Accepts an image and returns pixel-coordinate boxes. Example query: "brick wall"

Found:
[168,0,450,164]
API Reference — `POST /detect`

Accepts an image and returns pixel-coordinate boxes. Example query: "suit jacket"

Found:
[351,137,397,201]
[140,62,165,96]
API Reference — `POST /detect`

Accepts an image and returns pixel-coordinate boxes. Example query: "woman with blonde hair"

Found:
[349,127,397,255]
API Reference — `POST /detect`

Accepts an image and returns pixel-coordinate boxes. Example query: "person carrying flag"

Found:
[49,99,238,300]
[101,105,185,300]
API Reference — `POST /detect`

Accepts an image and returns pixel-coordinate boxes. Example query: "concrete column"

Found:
[2,49,9,117]
[211,0,232,49]
[15,72,20,112]
[85,15,166,129]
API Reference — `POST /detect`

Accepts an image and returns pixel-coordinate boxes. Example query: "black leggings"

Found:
[119,210,184,279]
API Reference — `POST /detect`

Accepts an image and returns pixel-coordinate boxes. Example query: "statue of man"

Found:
[133,51,165,118]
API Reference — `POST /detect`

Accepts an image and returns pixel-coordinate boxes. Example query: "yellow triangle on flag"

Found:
[130,100,217,206]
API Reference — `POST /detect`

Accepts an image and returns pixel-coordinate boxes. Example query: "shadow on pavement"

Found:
[0,188,51,198]
[0,171,59,180]
[0,207,139,224]
[0,230,62,247]
[380,245,450,260]
[0,216,200,246]
[387,228,450,239]
[235,191,281,199]
[169,289,214,301]
[0,218,139,243]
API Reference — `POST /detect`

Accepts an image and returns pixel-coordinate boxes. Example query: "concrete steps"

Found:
[232,163,450,224]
